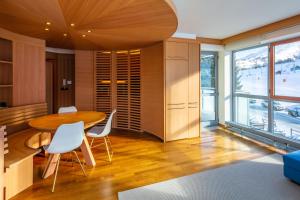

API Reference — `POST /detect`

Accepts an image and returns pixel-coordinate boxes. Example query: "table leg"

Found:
[80,136,96,166]
[42,154,60,179]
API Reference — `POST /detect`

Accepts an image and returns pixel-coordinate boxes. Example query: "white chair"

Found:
[87,110,116,162]
[44,121,87,192]
[58,106,78,114]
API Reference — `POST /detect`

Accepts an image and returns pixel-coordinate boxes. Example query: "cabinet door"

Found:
[188,43,200,138]
[13,42,45,106]
[166,41,188,60]
[166,59,189,104]
[166,106,189,141]
[165,59,189,141]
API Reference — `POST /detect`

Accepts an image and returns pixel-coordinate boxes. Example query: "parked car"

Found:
[261,100,284,111]
[287,105,300,117]
[249,99,257,104]
[291,66,300,72]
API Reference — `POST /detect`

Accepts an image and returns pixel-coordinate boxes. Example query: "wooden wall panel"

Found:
[75,50,95,111]
[0,103,47,135]
[13,41,45,106]
[141,43,165,140]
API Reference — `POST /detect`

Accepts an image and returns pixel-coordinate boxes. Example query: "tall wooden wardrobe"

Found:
[141,38,200,142]
[75,38,200,142]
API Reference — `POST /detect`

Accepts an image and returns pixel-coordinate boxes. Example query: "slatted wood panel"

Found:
[95,51,112,125]
[129,50,141,131]
[0,103,47,135]
[94,50,141,131]
[116,51,130,129]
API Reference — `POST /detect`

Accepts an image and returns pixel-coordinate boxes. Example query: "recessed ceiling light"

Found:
[46,22,51,25]
[44,28,49,31]
[63,33,67,37]
[87,30,91,33]
[82,34,86,37]
[70,23,75,27]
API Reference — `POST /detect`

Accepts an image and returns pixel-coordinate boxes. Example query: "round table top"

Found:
[28,111,106,132]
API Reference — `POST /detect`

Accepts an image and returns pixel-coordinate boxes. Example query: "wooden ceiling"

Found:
[0,0,178,50]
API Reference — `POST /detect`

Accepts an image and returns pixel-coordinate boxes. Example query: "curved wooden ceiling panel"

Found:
[0,0,177,49]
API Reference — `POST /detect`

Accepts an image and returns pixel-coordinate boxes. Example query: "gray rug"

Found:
[118,154,300,200]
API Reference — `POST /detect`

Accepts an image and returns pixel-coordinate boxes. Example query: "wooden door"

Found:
[165,59,189,141]
[46,61,53,114]
[52,54,75,113]
[188,43,200,138]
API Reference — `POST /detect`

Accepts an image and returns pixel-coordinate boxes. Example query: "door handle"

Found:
[168,103,185,106]
[168,107,185,110]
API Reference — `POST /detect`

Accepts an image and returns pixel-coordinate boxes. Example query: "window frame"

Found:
[270,37,300,101]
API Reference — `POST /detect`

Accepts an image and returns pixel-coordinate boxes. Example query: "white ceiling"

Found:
[172,0,300,39]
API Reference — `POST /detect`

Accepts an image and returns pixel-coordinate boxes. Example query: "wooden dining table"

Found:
[28,111,106,179]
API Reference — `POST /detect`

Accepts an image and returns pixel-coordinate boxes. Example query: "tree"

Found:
[235,66,243,91]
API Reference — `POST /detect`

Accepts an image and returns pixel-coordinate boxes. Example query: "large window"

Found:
[233,46,269,96]
[272,39,300,100]
[233,45,269,131]
[232,38,300,145]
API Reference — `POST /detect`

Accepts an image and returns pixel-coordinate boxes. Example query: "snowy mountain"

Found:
[235,42,300,70]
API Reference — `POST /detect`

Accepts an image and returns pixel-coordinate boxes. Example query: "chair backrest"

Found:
[102,110,117,136]
[58,106,78,114]
[46,121,84,154]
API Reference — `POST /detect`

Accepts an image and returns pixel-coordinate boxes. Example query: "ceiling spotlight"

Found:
[82,34,86,37]
[44,28,49,31]
[63,33,67,37]
[46,22,51,25]
[87,30,91,33]
[70,23,75,27]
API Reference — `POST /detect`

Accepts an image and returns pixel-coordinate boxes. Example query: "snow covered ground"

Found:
[274,59,300,97]
[233,44,300,141]
[236,99,300,141]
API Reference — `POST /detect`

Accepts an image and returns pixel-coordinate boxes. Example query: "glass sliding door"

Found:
[201,51,218,127]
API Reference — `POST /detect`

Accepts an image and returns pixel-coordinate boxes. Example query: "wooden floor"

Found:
[11,128,274,200]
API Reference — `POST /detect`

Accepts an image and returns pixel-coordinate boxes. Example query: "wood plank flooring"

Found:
[11,128,274,200]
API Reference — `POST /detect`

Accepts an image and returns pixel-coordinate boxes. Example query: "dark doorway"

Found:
[46,52,75,113]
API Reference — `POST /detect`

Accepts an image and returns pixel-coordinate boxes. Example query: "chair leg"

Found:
[106,136,113,156]
[104,136,112,162]
[52,154,61,192]
[90,138,95,148]
[73,151,87,176]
